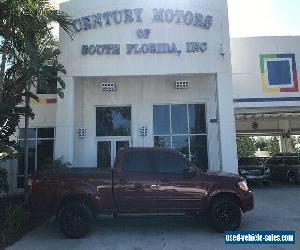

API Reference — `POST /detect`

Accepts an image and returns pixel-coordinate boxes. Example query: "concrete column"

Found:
[279,120,292,153]
[280,136,293,153]
[55,76,75,164]
[217,73,238,174]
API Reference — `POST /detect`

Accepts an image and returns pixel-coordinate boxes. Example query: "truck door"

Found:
[156,151,207,212]
[114,150,159,212]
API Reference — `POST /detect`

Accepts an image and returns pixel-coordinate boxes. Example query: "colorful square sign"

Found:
[260,54,298,93]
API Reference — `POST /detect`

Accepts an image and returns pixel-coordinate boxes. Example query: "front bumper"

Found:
[238,192,254,212]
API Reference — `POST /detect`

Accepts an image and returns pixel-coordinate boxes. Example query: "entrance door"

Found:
[97,138,131,168]
[96,106,132,168]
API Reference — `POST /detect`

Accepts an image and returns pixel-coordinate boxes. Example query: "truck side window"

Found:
[122,151,157,172]
[157,152,188,173]
[286,157,300,165]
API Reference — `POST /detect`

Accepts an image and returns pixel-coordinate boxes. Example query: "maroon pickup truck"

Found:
[28,148,254,238]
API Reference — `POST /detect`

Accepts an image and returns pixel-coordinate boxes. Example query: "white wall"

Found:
[60,0,231,77]
[19,97,57,128]
[55,0,237,174]
[73,74,221,171]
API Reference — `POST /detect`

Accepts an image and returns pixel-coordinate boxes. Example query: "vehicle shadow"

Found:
[32,214,220,240]
[93,214,215,234]
[249,181,300,189]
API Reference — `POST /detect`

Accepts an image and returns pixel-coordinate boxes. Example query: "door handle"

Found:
[151,184,159,188]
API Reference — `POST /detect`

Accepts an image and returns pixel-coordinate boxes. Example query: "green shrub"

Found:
[0,168,8,194]
[0,205,28,245]
[39,157,72,171]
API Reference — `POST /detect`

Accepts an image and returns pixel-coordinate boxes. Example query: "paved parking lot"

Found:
[7,186,300,250]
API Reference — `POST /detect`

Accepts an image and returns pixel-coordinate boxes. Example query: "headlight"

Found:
[238,180,249,192]
[239,169,248,175]
[264,168,271,175]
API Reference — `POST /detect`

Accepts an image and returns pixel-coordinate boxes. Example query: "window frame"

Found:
[17,127,55,189]
[95,105,132,138]
[153,103,208,170]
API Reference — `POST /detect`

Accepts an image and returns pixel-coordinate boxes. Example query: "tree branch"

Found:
[0,38,9,102]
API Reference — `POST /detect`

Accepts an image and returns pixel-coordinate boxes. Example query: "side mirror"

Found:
[183,167,197,178]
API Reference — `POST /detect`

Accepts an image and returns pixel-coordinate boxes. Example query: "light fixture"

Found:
[139,126,148,136]
[78,128,87,138]
[100,82,117,92]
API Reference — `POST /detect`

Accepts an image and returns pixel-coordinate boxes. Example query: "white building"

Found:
[5,0,300,192]
[232,37,300,151]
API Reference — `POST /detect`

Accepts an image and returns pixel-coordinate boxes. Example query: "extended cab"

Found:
[28,148,254,238]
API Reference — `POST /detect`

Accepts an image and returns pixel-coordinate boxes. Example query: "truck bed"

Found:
[30,168,114,214]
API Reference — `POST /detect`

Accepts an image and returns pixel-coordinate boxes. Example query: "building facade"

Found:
[5,0,300,193]
[8,0,236,191]
[232,37,300,151]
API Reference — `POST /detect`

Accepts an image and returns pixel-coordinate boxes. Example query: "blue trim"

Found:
[234,97,300,103]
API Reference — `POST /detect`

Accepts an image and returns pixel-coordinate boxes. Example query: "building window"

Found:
[96,107,131,137]
[153,104,208,171]
[37,72,57,95]
[17,128,55,188]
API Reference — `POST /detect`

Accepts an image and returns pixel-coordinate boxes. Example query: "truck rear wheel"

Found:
[209,197,241,233]
[59,201,92,239]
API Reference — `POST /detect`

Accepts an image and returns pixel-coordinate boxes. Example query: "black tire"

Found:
[287,171,297,185]
[59,201,92,239]
[209,197,241,233]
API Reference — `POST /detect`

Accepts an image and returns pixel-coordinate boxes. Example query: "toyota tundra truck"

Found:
[28,148,254,238]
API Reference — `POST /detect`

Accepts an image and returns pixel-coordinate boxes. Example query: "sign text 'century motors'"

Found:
[76,8,213,56]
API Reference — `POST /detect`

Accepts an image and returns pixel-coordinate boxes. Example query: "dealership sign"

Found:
[74,8,213,56]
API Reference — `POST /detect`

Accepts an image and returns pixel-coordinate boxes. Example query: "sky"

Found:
[228,0,300,37]
[51,0,300,37]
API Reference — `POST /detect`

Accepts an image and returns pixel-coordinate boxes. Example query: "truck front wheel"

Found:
[59,201,92,239]
[209,197,241,233]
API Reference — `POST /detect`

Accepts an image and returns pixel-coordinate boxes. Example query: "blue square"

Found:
[267,60,291,86]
